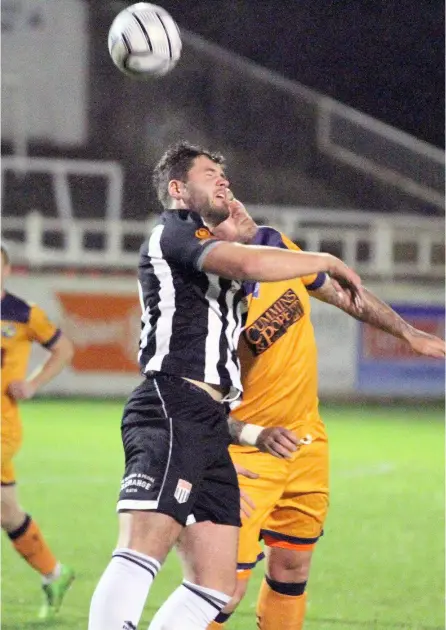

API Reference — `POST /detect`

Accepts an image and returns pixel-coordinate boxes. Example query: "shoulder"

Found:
[1,292,32,323]
[142,211,209,252]
[252,226,287,248]
[163,210,203,229]
[162,210,209,240]
[253,226,301,252]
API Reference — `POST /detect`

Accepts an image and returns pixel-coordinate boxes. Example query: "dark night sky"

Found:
[160,0,445,148]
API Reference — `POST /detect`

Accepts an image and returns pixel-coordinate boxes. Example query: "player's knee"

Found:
[189,569,237,599]
[217,572,238,599]
[268,549,313,583]
[0,500,26,532]
[269,563,310,583]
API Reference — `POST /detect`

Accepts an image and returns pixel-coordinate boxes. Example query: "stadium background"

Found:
[1,1,444,628]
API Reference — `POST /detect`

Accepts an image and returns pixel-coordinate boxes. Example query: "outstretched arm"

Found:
[311,277,445,359]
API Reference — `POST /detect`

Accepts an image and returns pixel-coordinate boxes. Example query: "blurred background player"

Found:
[1,243,75,619]
[199,202,445,630]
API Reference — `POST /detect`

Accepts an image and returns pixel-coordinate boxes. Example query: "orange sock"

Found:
[8,514,57,576]
[208,623,225,629]
[256,576,307,630]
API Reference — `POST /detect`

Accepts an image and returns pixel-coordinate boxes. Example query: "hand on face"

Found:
[212,195,257,243]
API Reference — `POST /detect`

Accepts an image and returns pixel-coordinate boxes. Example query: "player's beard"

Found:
[186,183,229,226]
[201,205,230,228]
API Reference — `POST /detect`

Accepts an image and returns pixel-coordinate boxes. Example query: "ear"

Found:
[168,179,184,200]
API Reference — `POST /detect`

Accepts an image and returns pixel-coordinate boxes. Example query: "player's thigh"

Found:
[231,448,287,572]
[1,418,22,487]
[262,436,329,550]
[118,510,182,563]
[177,521,239,594]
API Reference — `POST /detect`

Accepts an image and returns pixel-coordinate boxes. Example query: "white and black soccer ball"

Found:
[108,2,182,78]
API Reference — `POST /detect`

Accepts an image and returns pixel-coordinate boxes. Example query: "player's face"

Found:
[180,155,231,224]
[1,251,11,293]
[213,201,257,244]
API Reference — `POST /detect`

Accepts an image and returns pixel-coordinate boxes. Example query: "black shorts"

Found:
[117,372,241,528]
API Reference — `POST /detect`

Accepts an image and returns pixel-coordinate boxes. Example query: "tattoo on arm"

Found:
[314,281,414,340]
[227,416,245,445]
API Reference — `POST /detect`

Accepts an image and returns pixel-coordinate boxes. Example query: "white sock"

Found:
[42,561,62,584]
[89,548,160,630]
[148,580,231,630]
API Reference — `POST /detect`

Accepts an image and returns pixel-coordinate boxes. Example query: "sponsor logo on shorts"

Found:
[174,479,192,504]
[244,289,304,355]
[120,473,155,494]
[123,622,136,630]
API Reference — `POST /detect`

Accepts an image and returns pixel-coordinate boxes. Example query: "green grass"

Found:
[1,399,444,630]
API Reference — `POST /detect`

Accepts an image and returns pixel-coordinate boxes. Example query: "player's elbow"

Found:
[52,334,74,364]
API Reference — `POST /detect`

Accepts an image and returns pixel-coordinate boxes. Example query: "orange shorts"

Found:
[1,408,23,486]
[231,432,329,574]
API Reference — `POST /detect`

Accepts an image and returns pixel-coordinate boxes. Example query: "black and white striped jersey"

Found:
[137,210,244,396]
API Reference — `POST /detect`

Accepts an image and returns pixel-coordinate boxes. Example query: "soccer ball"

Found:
[108,2,182,78]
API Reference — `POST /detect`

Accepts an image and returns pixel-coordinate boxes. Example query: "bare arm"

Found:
[311,277,445,358]
[8,334,75,400]
[227,416,300,459]
[201,241,362,298]
[227,415,246,444]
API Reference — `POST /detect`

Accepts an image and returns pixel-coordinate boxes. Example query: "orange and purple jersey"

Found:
[232,226,326,436]
[1,291,61,433]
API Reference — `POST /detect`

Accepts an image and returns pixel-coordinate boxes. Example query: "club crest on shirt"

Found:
[195,227,212,240]
[1,323,16,338]
[243,289,304,355]
[174,478,192,504]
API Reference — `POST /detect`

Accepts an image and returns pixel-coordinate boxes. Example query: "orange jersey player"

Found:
[1,243,75,620]
[207,203,445,630]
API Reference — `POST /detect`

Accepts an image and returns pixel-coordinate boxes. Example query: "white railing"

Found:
[182,30,445,210]
[2,208,444,280]
[1,156,123,221]
[317,98,445,209]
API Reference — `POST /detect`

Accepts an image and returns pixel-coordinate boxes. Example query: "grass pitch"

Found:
[1,399,444,629]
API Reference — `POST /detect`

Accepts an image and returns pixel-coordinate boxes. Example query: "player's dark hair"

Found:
[153,140,225,208]
[1,242,10,265]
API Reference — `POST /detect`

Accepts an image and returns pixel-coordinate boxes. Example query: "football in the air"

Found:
[108,2,182,78]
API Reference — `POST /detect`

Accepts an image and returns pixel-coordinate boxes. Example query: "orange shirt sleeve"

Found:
[28,304,61,348]
[279,233,327,289]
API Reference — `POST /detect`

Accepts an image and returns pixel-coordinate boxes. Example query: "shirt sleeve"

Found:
[160,216,222,271]
[28,304,61,348]
[279,233,327,290]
